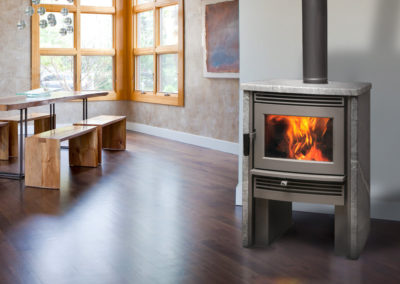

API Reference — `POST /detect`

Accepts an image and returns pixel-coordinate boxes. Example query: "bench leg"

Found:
[0,125,9,160]
[9,122,18,157]
[69,130,98,167]
[102,119,126,150]
[25,138,60,189]
[34,115,56,134]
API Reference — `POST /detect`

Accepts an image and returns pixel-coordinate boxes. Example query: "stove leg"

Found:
[335,95,371,260]
[254,199,292,246]
[335,191,370,260]
[334,205,348,257]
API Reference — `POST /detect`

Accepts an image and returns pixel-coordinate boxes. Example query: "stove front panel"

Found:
[254,102,345,175]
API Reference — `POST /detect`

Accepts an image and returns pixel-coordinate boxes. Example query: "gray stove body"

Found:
[241,79,371,260]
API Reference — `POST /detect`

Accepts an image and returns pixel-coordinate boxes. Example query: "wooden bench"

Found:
[0,122,9,160]
[74,115,126,164]
[0,113,54,157]
[25,125,98,189]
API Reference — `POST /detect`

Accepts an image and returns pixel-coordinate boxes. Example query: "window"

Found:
[132,0,184,106]
[31,0,184,104]
[31,0,121,100]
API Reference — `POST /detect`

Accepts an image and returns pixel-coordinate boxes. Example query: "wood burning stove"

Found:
[241,80,371,260]
[241,0,372,259]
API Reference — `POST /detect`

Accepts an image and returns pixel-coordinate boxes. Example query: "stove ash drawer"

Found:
[253,175,344,206]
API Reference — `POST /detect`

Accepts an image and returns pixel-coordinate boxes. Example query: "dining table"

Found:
[0,91,109,180]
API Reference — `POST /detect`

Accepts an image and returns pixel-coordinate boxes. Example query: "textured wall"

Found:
[240,0,400,221]
[0,0,31,97]
[127,0,240,143]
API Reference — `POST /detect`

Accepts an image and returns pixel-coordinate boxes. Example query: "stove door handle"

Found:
[243,131,256,157]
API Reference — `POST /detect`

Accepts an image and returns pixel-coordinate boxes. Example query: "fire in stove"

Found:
[265,115,333,162]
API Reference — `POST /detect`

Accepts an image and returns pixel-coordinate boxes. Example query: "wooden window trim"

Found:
[31,0,126,101]
[131,0,185,107]
[31,0,183,104]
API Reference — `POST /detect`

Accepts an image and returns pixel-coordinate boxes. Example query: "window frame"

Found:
[31,0,124,101]
[131,0,185,107]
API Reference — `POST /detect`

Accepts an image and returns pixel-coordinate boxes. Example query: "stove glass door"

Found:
[254,103,344,176]
[265,114,333,162]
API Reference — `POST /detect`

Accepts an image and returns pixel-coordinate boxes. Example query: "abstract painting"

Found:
[202,0,239,78]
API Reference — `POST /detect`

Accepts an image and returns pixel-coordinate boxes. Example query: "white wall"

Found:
[239,0,400,221]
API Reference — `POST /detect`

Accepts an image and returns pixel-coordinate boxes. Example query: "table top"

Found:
[0,91,109,111]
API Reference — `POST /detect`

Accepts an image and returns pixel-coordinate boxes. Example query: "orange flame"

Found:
[267,115,331,162]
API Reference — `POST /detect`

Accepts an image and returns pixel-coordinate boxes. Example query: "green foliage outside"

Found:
[81,56,113,91]
[41,56,74,91]
[40,13,113,91]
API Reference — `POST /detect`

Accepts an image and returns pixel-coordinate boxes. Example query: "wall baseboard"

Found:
[235,184,242,206]
[126,122,239,155]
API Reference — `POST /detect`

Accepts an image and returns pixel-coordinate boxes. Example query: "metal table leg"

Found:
[49,104,56,130]
[49,104,53,130]
[20,109,25,175]
[52,104,56,129]
[24,108,28,138]
[82,98,88,120]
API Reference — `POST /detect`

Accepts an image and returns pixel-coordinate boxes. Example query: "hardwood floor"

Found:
[0,131,399,284]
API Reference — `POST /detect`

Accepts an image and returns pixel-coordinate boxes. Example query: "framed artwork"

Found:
[202,0,239,79]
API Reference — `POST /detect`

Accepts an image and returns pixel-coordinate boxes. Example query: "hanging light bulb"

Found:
[49,18,57,27]
[64,17,72,25]
[17,20,26,30]
[25,6,35,17]
[37,7,46,16]
[61,8,69,16]
[59,28,67,36]
[47,13,57,27]
[67,25,74,34]
[39,19,48,29]
[47,13,55,21]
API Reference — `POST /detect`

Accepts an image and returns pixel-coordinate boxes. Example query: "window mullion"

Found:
[32,12,41,89]
[153,5,159,95]
[75,0,81,91]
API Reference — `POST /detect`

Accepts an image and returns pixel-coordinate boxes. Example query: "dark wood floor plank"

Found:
[0,131,399,283]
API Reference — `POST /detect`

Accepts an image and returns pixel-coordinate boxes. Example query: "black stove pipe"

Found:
[302,0,328,84]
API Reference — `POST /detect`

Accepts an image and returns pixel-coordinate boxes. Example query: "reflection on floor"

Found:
[0,131,399,283]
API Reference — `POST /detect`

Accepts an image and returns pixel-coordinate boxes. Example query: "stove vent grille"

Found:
[254,176,343,196]
[254,93,345,107]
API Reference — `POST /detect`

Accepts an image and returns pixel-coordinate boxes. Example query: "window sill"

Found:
[131,91,184,107]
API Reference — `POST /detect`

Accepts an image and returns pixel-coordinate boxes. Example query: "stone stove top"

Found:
[241,79,371,97]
